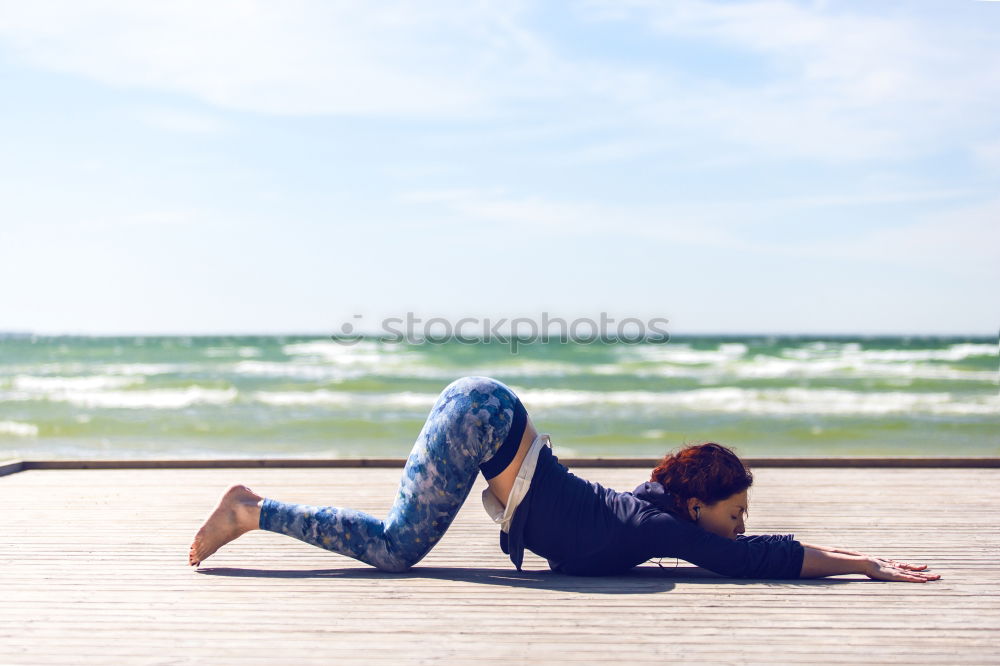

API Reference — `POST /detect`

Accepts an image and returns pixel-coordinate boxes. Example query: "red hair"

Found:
[649,442,752,521]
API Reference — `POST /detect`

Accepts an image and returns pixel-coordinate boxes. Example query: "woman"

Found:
[189,376,939,583]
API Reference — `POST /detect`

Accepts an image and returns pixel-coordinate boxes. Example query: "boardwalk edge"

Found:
[1,456,998,477]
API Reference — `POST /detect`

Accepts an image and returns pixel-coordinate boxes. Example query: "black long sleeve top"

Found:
[500,445,805,579]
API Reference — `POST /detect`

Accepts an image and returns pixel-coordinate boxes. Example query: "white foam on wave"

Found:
[616,341,996,380]
[233,352,995,384]
[204,346,262,358]
[516,386,1000,416]
[12,375,145,391]
[723,357,997,382]
[233,361,357,381]
[232,360,452,381]
[44,386,238,409]
[780,342,997,363]
[469,360,589,377]
[610,343,996,381]
[233,358,590,381]
[620,342,748,365]
[252,390,438,408]
[95,363,189,376]
[246,385,999,416]
[253,389,353,406]
[0,362,176,377]
[286,338,591,376]
[847,343,997,362]
[282,340,386,364]
[0,420,38,437]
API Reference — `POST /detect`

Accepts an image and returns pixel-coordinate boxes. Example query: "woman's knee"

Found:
[372,540,425,573]
[443,375,517,404]
[374,555,415,573]
[441,375,522,431]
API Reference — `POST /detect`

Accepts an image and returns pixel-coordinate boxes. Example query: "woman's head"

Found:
[650,442,753,540]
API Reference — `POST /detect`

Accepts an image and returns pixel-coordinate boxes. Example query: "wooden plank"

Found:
[0,466,997,664]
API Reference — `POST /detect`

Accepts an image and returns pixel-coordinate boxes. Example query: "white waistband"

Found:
[481,432,551,533]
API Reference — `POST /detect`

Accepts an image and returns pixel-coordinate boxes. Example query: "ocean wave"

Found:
[844,343,997,362]
[39,386,239,409]
[6,340,992,386]
[2,357,993,387]
[232,360,357,381]
[6,382,991,416]
[11,375,145,391]
[244,386,999,417]
[278,341,590,378]
[720,358,996,382]
[619,340,996,369]
[282,340,397,364]
[616,344,996,381]
[252,389,437,408]
[204,346,262,358]
[95,363,191,375]
[231,360,456,380]
[232,359,589,380]
[0,420,38,437]
[777,342,997,363]
[619,342,748,365]
[515,386,1000,416]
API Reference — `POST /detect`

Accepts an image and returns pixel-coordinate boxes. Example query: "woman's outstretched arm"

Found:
[799,544,941,582]
[639,512,941,582]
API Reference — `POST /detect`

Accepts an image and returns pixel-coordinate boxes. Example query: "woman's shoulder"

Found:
[614,480,688,524]
[531,447,677,526]
[629,480,677,512]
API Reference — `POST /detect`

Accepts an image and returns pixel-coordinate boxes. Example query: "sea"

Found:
[0,334,997,461]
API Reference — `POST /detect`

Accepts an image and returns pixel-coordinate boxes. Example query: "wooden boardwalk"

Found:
[2,462,998,664]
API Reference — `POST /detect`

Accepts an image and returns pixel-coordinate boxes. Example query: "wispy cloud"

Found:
[576,0,1000,163]
[401,186,1000,279]
[139,107,227,134]
[1,1,997,165]
[744,196,1000,282]
[402,187,747,245]
[1,1,996,334]
[0,1,558,117]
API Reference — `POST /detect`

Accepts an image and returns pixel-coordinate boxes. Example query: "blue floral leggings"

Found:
[258,376,528,572]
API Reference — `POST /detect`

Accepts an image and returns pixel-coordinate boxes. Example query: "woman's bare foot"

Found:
[189,484,263,567]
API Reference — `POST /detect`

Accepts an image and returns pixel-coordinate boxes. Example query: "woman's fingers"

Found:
[897,568,939,580]
[893,561,927,570]
[880,558,927,570]
[868,563,941,582]
[875,557,929,571]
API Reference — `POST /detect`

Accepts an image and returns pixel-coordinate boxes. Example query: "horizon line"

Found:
[1,330,997,340]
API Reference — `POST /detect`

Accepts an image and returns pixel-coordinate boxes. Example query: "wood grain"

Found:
[1,465,997,664]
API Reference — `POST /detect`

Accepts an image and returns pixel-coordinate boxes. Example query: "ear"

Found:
[686,497,700,521]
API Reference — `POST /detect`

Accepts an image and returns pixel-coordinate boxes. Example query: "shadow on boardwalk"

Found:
[196,564,859,593]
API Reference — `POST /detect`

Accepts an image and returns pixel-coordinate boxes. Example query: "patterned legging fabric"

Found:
[258,375,525,572]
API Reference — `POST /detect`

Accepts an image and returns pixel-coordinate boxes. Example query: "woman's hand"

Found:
[862,556,941,583]
[799,545,942,582]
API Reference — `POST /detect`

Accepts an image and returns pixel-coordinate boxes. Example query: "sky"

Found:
[0,0,998,337]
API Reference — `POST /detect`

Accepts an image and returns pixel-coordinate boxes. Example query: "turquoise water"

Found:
[0,334,996,460]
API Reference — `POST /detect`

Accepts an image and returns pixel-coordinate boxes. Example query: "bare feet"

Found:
[189,484,263,567]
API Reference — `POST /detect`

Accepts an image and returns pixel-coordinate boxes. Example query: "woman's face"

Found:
[688,490,748,540]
